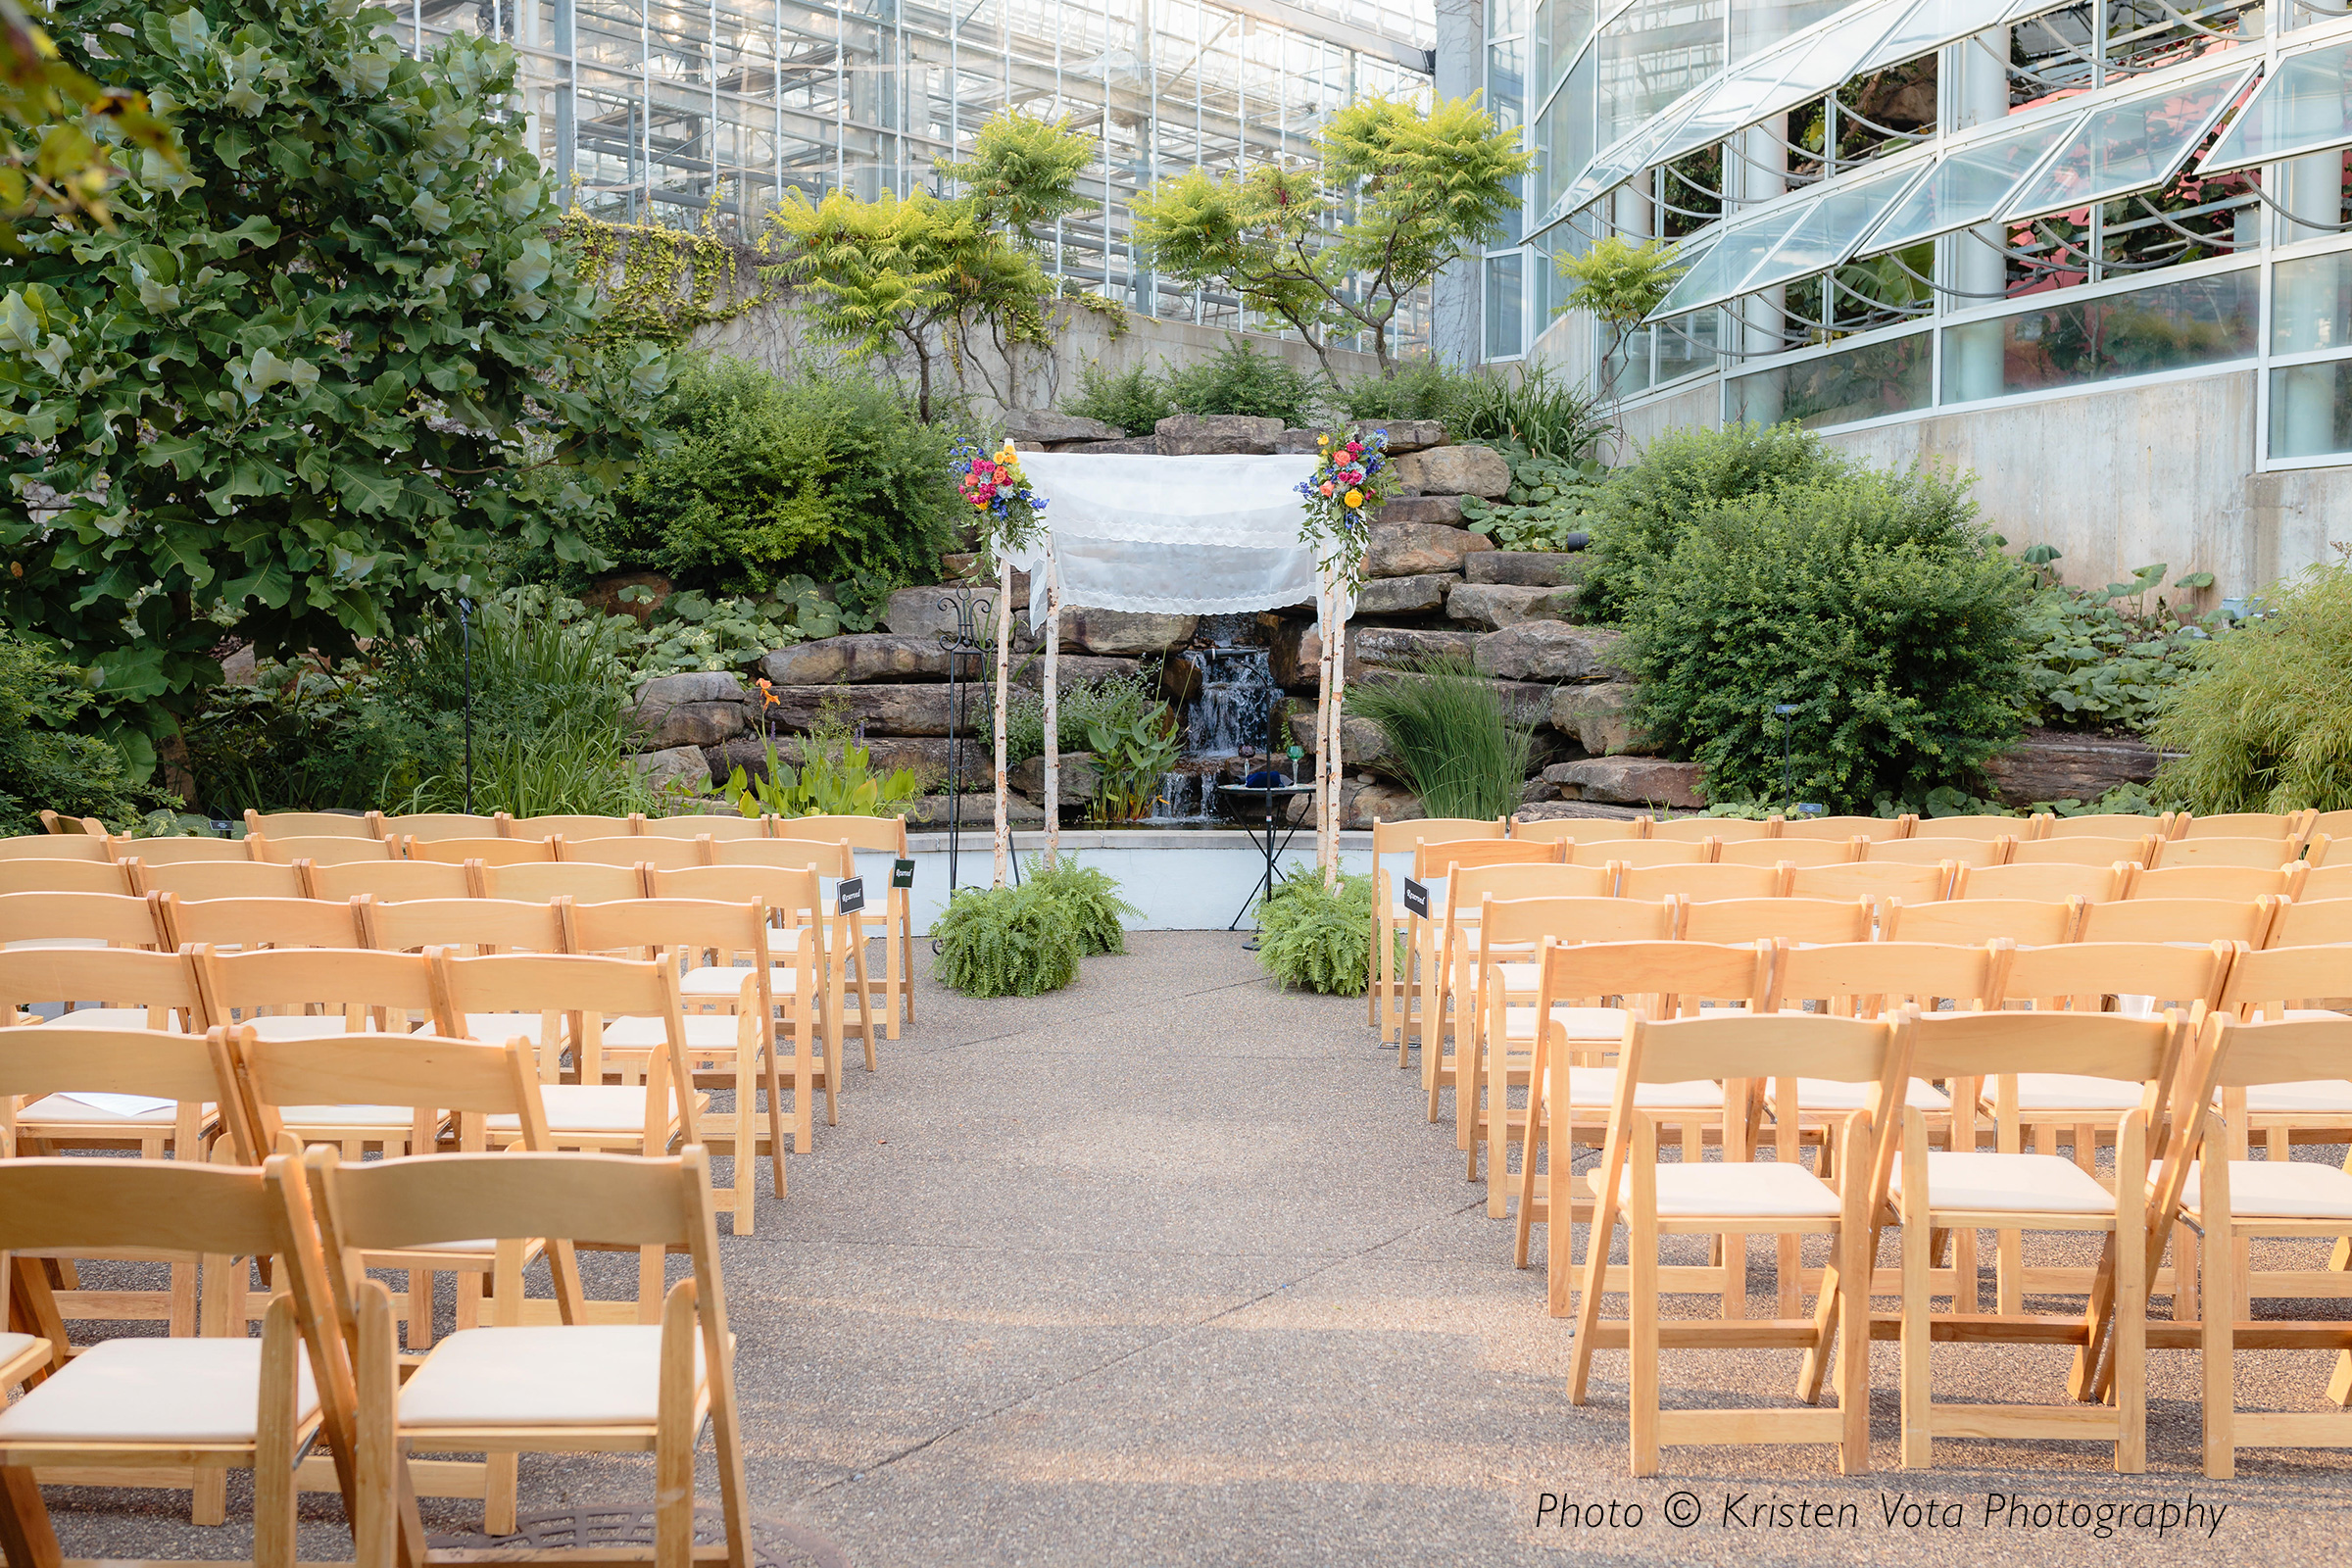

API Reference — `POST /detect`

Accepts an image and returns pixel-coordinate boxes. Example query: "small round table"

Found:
[1223,782,1319,939]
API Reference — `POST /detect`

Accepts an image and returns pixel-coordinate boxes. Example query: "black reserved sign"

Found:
[891,858,916,889]
[837,876,866,915]
[1402,877,1430,918]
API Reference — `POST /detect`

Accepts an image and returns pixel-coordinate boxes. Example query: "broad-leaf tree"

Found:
[0,0,665,767]
[0,0,177,249]
[1133,94,1532,372]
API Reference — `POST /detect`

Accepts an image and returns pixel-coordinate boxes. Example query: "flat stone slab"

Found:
[1064,609,1198,657]
[1464,550,1588,587]
[1544,757,1705,809]
[1008,752,1102,804]
[1352,573,1453,616]
[1002,409,1124,443]
[1392,444,1510,499]
[632,671,750,748]
[1153,414,1282,455]
[1983,729,2174,807]
[1446,582,1578,631]
[1351,626,1480,670]
[1375,494,1465,526]
[1473,621,1626,682]
[760,634,954,685]
[1548,680,1653,756]
[1364,522,1491,578]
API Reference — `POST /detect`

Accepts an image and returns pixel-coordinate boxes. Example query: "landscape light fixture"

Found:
[1775,703,1797,814]
[459,595,475,818]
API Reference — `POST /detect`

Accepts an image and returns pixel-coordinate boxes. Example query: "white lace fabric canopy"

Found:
[1012,452,1347,626]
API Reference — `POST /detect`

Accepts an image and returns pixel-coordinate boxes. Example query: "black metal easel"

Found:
[937,590,995,896]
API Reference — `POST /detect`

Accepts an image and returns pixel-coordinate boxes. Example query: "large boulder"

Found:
[1377,494,1465,526]
[1513,799,1651,824]
[1057,436,1161,455]
[882,586,1008,644]
[1286,711,1398,773]
[1002,409,1123,443]
[1446,582,1579,631]
[900,792,1046,828]
[632,672,751,748]
[1351,626,1480,671]
[760,634,953,685]
[1008,752,1103,804]
[1465,551,1588,587]
[1549,682,1652,756]
[1474,622,1628,683]
[629,744,713,798]
[1355,668,1553,729]
[1338,778,1423,830]
[1153,414,1283,455]
[1275,428,1324,455]
[764,683,959,736]
[705,734,988,791]
[1364,522,1493,578]
[1353,573,1454,616]
[1394,444,1510,498]
[1982,730,2172,808]
[1544,758,1705,810]
[1066,608,1198,657]
[1014,654,1143,689]
[1357,419,1446,454]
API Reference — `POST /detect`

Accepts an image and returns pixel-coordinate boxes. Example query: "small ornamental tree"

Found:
[0,0,177,248]
[1133,94,1532,373]
[1,0,665,766]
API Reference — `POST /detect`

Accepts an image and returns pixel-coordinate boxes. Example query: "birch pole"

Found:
[992,554,1012,888]
[1042,547,1060,868]
[1314,570,1336,885]
[1326,583,1348,891]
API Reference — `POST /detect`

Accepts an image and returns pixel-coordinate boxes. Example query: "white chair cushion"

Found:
[242,1014,375,1040]
[4,938,110,951]
[0,1332,44,1374]
[19,1093,194,1125]
[1891,1152,2117,1215]
[1559,1066,1723,1109]
[0,1336,317,1445]
[438,1012,549,1045]
[2241,1079,2352,1115]
[1769,1077,1950,1113]
[2163,1158,2352,1220]
[397,1326,702,1428]
[604,1014,744,1051]
[1495,962,1539,990]
[280,1104,432,1130]
[2000,1073,2145,1111]
[1597,1159,1841,1218]
[489,1085,685,1136]
[34,1007,182,1031]
[681,965,799,997]
[1502,1004,1628,1043]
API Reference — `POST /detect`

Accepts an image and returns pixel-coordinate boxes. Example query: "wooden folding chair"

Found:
[1651,814,1767,843]
[499,812,638,841]
[0,1155,361,1568]
[1513,815,1648,843]
[194,946,437,1046]
[1679,896,1873,946]
[2126,864,2295,903]
[0,858,133,897]
[2013,835,2158,867]
[653,865,837,1141]
[1577,838,1710,868]
[128,858,306,901]
[1888,1006,2193,1471]
[368,811,498,841]
[2310,834,2352,869]
[1868,835,2009,869]
[1410,839,1564,1078]
[640,812,772,840]
[1427,864,1611,1132]
[1722,837,1855,868]
[305,1148,751,1568]
[1954,859,2125,903]
[780,813,918,1039]
[1367,817,1505,1047]
[157,894,365,954]
[560,834,710,871]
[1568,1009,1903,1476]
[1519,940,1770,1298]
[112,836,253,865]
[1782,813,1911,842]
[1,943,201,1032]
[479,859,646,904]
[1909,814,2027,843]
[2267,893,2352,947]
[709,839,875,1062]
[358,897,568,1079]
[2174,809,2314,846]
[412,836,553,869]
[2036,810,2175,840]
[35,811,109,837]
[565,897,795,1228]
[250,833,399,866]
[2075,897,2278,950]
[2148,837,2298,873]
[1882,896,2081,946]
[305,858,473,903]
[244,810,378,840]
[2210,943,2352,1152]
[0,889,161,953]
[1790,860,1954,906]
[0,835,109,861]
[1461,896,1676,1214]
[1617,861,1783,902]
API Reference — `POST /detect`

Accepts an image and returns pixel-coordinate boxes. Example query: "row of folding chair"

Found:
[1495,807,2334,845]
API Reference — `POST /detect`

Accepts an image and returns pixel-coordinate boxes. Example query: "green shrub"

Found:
[1164,338,1321,426]
[0,630,172,835]
[1622,468,2029,812]
[2015,552,2226,733]
[1345,659,1535,820]
[2149,559,2352,812]
[722,704,925,817]
[1023,856,1140,956]
[932,880,1084,996]
[1253,866,1382,996]
[1445,363,1609,464]
[1064,359,1173,435]
[1582,422,1854,620]
[1332,359,1479,423]
[590,359,957,604]
[1004,669,1169,765]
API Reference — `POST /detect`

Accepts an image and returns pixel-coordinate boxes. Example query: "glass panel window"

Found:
[1856,0,2014,75]
[1607,321,1658,397]
[1494,0,1527,38]
[1541,55,1596,216]
[2273,248,2352,356]
[2271,361,2352,460]
[1855,114,2082,257]
[1730,0,1853,67]
[1596,0,1727,152]
[1739,160,1931,300]
[1492,39,1527,124]
[1939,268,2257,403]
[2002,68,2254,224]
[1655,306,1719,380]
[2204,40,2352,173]
[1650,204,1809,317]
[1729,329,1932,426]
[1487,252,1527,358]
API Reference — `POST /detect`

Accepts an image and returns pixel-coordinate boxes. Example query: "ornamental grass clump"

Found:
[1252,867,1383,996]
[1345,658,1535,821]
[932,881,1083,998]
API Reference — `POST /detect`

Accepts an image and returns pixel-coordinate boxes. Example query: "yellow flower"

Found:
[1316,434,1329,447]
[1344,488,1363,509]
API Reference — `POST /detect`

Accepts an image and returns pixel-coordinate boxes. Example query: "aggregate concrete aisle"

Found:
[30,934,2352,1564]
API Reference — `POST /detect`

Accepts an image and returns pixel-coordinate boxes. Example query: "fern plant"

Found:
[1252,866,1384,996]
[1023,856,1139,956]
[932,881,1083,997]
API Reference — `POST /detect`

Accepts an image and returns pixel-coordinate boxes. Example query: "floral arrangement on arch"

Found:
[950,435,1049,566]
[1296,427,1396,594]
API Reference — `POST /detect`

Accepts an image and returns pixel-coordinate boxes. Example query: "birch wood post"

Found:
[1313,572,1335,885]
[992,555,1012,888]
[1042,549,1060,868]
[1326,583,1348,890]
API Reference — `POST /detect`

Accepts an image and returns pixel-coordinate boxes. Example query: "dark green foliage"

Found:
[1582,422,1854,620]
[1458,451,1608,552]
[1331,359,1476,422]
[1253,867,1382,996]
[1444,364,1609,464]
[2150,560,2352,813]
[592,359,958,604]
[1345,659,1535,821]
[0,630,172,835]
[1063,359,1173,436]
[1004,669,1167,764]
[1622,469,2029,812]
[1163,338,1321,426]
[932,880,1084,997]
[1023,855,1139,956]
[2016,551,2227,733]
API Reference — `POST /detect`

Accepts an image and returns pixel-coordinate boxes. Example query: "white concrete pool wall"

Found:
[844,830,1407,933]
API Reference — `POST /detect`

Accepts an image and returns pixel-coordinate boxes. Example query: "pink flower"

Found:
[1345,442,1363,456]
[1319,481,1335,496]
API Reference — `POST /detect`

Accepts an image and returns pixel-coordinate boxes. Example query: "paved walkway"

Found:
[35,934,2352,1563]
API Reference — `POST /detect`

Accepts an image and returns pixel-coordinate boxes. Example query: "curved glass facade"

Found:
[1492,0,2352,467]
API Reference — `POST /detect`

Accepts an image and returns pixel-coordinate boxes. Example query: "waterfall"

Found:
[1179,645,1279,758]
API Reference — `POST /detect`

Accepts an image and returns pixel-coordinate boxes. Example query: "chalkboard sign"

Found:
[1401,877,1430,918]
[891,858,916,890]
[837,876,866,916]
